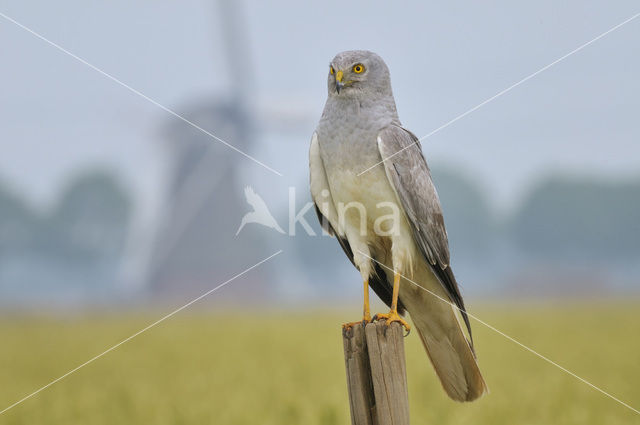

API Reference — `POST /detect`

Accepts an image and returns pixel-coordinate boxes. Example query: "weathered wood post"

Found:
[343,321,410,425]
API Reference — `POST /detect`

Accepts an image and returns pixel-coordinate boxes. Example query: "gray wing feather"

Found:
[377,125,474,349]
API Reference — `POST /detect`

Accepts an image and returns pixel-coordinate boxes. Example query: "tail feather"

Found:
[401,276,488,402]
[414,316,487,401]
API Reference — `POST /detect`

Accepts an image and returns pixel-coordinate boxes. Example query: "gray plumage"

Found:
[309,50,487,401]
[377,126,473,344]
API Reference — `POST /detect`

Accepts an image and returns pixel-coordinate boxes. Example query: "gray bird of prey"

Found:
[309,50,487,401]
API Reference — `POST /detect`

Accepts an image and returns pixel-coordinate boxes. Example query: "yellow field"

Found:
[0,302,639,424]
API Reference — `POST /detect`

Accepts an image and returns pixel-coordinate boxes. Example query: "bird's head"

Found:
[327,50,392,98]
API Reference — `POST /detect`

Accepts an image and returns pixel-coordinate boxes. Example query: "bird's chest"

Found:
[319,114,380,164]
[319,135,400,235]
[317,99,401,236]
[330,168,397,219]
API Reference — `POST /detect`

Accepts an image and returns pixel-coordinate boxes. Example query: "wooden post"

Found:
[343,321,410,425]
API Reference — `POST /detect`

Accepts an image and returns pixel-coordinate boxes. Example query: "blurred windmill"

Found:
[144,0,291,300]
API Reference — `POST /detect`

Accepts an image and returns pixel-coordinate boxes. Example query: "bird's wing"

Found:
[376,125,472,344]
[309,133,341,236]
[310,132,404,313]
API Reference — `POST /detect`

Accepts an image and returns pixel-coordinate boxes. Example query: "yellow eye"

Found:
[329,66,335,75]
[353,64,365,73]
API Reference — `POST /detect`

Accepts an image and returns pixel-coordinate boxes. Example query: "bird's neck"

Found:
[324,93,401,128]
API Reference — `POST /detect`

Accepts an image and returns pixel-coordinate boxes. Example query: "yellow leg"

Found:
[363,279,371,322]
[343,280,372,331]
[374,271,411,332]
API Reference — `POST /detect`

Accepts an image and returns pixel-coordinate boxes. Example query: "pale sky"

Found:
[1,0,639,223]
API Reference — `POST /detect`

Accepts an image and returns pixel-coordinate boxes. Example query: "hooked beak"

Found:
[335,70,344,93]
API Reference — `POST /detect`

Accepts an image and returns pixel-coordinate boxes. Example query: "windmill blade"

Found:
[217,0,253,106]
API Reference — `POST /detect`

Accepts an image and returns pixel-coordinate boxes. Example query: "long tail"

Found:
[402,281,488,401]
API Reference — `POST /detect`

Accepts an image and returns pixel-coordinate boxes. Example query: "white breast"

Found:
[310,131,418,277]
